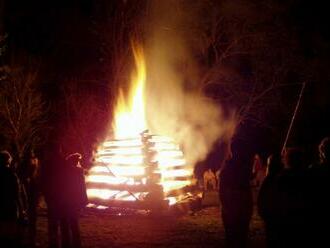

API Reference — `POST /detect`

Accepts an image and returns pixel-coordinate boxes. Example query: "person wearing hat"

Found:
[60,152,88,248]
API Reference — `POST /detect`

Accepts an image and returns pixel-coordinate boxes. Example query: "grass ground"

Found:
[34,191,266,247]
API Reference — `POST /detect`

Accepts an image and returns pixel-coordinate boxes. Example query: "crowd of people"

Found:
[0,146,88,248]
[1,137,329,248]
[218,136,330,248]
[257,138,330,248]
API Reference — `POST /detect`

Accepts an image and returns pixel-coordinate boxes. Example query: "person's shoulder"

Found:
[309,162,322,169]
[1,167,18,179]
[2,166,14,174]
[277,170,292,184]
[317,164,330,176]
[72,166,85,175]
[309,163,329,174]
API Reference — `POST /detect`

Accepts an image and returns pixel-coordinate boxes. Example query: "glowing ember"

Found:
[86,42,193,209]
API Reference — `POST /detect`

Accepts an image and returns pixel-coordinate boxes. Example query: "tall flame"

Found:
[86,42,194,208]
[113,44,147,139]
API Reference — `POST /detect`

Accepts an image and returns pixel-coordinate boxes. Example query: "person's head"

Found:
[266,152,283,176]
[0,150,12,168]
[65,153,82,168]
[283,147,305,170]
[319,137,330,164]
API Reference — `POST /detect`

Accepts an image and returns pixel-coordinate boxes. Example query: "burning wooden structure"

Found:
[86,131,194,210]
[86,43,197,211]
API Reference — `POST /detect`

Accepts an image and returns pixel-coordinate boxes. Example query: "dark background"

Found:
[1,0,329,167]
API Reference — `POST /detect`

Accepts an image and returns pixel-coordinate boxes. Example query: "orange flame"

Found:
[87,42,193,207]
[113,43,147,139]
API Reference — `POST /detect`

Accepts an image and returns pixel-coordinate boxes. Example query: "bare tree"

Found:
[180,0,306,131]
[0,64,46,160]
[59,81,108,164]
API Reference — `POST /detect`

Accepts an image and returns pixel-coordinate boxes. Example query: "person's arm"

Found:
[222,141,232,169]
[79,170,89,207]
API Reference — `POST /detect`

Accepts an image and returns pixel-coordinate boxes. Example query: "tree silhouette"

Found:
[0,62,46,161]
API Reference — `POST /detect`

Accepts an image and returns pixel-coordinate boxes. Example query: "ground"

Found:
[35,192,266,248]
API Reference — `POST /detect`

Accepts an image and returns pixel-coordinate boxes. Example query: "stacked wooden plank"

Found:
[86,131,193,209]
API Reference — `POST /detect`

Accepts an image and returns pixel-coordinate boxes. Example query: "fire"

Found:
[113,44,147,139]
[86,42,193,209]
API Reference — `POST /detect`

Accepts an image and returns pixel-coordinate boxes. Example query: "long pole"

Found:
[281,82,307,154]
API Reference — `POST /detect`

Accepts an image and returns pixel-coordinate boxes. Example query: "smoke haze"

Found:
[144,0,234,166]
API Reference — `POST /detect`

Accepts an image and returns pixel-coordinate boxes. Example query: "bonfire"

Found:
[86,43,198,211]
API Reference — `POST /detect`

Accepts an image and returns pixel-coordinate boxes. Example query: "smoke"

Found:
[144,0,235,166]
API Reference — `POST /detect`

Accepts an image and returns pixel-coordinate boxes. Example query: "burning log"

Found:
[88,199,170,211]
[86,182,153,192]
[86,131,196,210]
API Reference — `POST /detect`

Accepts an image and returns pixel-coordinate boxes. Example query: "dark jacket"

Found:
[257,174,282,221]
[0,167,20,221]
[61,165,88,212]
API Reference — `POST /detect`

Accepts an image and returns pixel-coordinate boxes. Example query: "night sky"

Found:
[1,0,330,164]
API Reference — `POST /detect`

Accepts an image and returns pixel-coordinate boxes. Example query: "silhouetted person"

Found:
[257,152,283,248]
[41,145,65,248]
[0,150,20,247]
[277,147,308,247]
[203,168,217,191]
[219,139,253,248]
[308,137,330,247]
[21,149,41,247]
[60,153,88,248]
[251,154,265,188]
